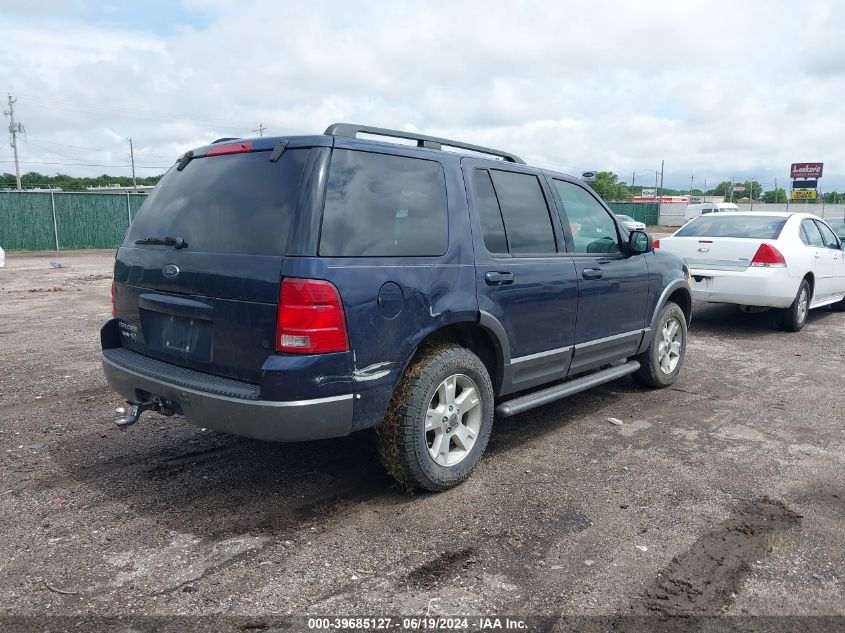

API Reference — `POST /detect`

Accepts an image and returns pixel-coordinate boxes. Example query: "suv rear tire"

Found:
[632,301,687,388]
[377,344,494,492]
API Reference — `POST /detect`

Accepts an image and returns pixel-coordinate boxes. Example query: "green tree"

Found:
[2,171,162,191]
[763,188,788,203]
[590,171,631,201]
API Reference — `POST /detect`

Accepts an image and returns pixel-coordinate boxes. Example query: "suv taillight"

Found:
[276,278,349,354]
[111,281,116,316]
[750,243,786,268]
[652,239,660,248]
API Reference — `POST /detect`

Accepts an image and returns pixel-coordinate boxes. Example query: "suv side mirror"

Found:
[629,230,652,254]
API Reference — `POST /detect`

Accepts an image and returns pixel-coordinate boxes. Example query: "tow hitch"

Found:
[114,397,175,428]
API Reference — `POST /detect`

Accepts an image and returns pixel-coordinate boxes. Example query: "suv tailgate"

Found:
[113,146,309,383]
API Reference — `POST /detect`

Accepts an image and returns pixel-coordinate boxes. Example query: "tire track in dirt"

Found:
[641,497,801,616]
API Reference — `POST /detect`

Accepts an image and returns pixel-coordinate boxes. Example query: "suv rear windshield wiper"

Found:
[134,236,189,250]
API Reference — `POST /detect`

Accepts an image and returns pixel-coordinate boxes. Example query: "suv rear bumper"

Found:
[102,346,353,442]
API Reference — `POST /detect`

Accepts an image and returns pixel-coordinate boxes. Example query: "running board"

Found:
[495,361,641,417]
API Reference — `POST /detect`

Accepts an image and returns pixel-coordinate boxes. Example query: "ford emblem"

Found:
[162,264,180,279]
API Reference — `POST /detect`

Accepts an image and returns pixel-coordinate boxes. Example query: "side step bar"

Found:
[495,361,641,417]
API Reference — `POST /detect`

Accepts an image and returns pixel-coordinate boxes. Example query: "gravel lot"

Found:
[1,250,844,626]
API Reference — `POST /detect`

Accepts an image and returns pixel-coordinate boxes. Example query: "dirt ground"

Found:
[1,250,844,628]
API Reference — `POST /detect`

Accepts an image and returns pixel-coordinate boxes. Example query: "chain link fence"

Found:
[0,191,148,251]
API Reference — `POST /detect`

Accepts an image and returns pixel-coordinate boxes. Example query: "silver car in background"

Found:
[615,214,646,231]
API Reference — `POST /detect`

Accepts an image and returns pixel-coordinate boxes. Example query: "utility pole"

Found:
[129,138,137,190]
[689,174,694,197]
[252,123,266,137]
[3,94,24,190]
[658,159,665,204]
[703,177,707,201]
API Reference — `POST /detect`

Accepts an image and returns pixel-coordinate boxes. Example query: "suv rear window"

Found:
[126,149,307,256]
[319,150,448,257]
[676,215,787,239]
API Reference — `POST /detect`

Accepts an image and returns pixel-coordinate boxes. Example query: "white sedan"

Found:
[615,214,646,231]
[655,212,845,331]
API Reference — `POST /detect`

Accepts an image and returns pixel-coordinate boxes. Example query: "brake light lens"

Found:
[206,141,253,157]
[276,278,348,354]
[653,239,661,249]
[750,243,786,268]
[111,281,116,316]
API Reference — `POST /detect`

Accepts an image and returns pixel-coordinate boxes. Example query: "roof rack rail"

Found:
[324,123,525,164]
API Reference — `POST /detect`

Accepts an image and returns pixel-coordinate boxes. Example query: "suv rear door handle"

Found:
[582,267,603,280]
[485,271,514,286]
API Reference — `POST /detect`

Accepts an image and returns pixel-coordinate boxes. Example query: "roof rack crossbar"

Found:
[324,123,525,164]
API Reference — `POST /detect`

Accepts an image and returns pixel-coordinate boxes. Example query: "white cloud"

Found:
[1,0,844,191]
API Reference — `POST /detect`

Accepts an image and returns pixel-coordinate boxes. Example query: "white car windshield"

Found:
[616,215,635,222]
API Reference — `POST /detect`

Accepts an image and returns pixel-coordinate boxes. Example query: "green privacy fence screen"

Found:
[607,202,660,226]
[0,192,148,251]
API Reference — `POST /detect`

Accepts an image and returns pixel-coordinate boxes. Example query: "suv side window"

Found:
[473,169,509,254]
[319,150,448,257]
[488,170,557,255]
[552,180,622,254]
[815,220,841,249]
[800,219,825,247]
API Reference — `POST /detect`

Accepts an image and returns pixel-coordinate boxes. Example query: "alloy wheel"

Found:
[658,317,683,374]
[424,374,483,467]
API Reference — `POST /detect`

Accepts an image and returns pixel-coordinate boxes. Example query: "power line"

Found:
[25,137,171,158]
[0,159,168,168]
[24,139,166,165]
[6,92,251,130]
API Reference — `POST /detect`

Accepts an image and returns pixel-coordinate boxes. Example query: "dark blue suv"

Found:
[102,124,692,491]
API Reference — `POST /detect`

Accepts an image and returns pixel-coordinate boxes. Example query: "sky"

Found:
[1,0,844,192]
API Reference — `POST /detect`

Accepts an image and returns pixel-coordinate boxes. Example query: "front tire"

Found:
[782,279,810,331]
[633,301,687,388]
[377,344,494,492]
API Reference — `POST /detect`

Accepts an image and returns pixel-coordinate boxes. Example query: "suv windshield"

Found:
[126,149,307,256]
[676,215,787,239]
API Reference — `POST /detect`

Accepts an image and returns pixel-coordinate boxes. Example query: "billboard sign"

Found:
[790,163,823,179]
[732,186,746,193]
[792,179,817,189]
[641,188,655,198]
[791,189,817,200]
[581,171,597,182]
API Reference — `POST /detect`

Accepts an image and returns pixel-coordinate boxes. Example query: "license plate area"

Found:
[139,309,213,364]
